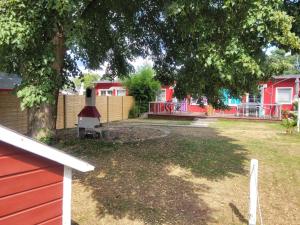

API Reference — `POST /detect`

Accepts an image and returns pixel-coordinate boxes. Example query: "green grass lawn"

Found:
[59,120,300,225]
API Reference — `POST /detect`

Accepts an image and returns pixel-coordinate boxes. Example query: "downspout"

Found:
[295,78,299,100]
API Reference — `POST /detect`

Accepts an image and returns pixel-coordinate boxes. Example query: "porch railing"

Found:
[148,101,187,114]
[236,103,282,119]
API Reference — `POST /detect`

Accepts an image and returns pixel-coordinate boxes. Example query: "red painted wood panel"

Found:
[0,166,63,198]
[0,182,63,217]
[38,216,62,225]
[0,199,62,225]
[0,141,21,156]
[0,153,59,177]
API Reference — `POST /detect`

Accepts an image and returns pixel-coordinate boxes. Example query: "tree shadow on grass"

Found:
[72,126,248,225]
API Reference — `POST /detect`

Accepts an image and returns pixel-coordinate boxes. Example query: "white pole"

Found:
[249,159,258,225]
[297,97,300,133]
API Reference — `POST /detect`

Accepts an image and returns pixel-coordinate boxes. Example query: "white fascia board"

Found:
[62,166,72,225]
[0,125,94,172]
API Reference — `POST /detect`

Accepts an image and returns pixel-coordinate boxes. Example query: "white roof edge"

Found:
[272,74,300,79]
[0,125,94,172]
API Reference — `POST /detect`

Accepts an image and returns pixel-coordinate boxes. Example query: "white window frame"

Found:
[156,89,166,102]
[190,96,208,106]
[116,89,126,96]
[100,89,113,96]
[275,87,293,104]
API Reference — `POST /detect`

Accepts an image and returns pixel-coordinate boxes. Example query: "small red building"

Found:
[259,75,300,111]
[0,125,94,225]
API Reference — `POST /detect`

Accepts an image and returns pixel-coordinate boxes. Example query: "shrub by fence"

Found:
[0,92,134,133]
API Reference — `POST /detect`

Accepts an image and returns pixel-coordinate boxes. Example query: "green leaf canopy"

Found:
[0,0,300,109]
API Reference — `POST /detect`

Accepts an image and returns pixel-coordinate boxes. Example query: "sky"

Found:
[77,56,154,77]
[77,46,278,78]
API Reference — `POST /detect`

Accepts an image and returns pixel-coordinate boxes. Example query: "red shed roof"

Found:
[0,125,94,172]
[78,106,101,118]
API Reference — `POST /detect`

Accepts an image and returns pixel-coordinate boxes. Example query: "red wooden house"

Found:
[258,75,300,111]
[94,80,127,96]
[94,81,174,99]
[0,125,94,225]
[94,75,300,116]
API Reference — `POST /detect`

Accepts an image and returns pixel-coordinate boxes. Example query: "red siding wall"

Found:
[263,79,295,111]
[95,83,124,96]
[162,86,174,101]
[95,82,123,90]
[0,141,64,225]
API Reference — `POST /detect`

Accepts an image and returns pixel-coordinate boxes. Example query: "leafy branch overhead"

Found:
[0,0,300,135]
[153,1,300,106]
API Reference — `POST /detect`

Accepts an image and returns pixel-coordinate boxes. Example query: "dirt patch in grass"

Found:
[59,120,300,225]
[98,126,170,143]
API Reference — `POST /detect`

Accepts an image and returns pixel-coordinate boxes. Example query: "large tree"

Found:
[152,1,300,104]
[0,0,162,139]
[0,0,300,139]
[73,73,100,89]
[266,48,300,75]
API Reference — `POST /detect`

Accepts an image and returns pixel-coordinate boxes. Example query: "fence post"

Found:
[122,96,124,120]
[63,95,67,129]
[297,97,300,132]
[249,159,258,225]
[107,96,109,124]
[279,105,282,120]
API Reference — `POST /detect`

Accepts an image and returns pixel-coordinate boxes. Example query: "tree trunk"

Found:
[28,30,66,140]
[28,101,58,140]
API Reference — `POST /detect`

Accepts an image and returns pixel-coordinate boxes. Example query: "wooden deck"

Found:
[147,112,282,122]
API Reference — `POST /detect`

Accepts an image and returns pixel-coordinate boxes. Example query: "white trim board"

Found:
[63,166,72,225]
[156,88,167,102]
[0,125,94,172]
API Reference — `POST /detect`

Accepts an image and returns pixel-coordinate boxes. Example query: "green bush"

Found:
[293,101,298,111]
[129,105,140,118]
[282,111,297,134]
[123,66,161,114]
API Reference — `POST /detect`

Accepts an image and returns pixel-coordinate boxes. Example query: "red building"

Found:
[0,125,94,225]
[259,75,300,111]
[94,80,127,96]
[94,75,300,116]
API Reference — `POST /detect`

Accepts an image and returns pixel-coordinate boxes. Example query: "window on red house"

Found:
[117,89,126,96]
[100,90,113,96]
[276,88,292,104]
[156,89,166,102]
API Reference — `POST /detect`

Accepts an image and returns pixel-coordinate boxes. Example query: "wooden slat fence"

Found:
[0,92,134,133]
[0,92,28,134]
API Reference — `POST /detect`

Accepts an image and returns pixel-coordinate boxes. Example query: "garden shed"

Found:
[0,125,94,225]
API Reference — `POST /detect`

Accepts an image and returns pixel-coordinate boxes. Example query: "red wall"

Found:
[94,82,123,90]
[263,79,296,111]
[95,82,124,96]
[0,141,64,225]
[162,85,174,101]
